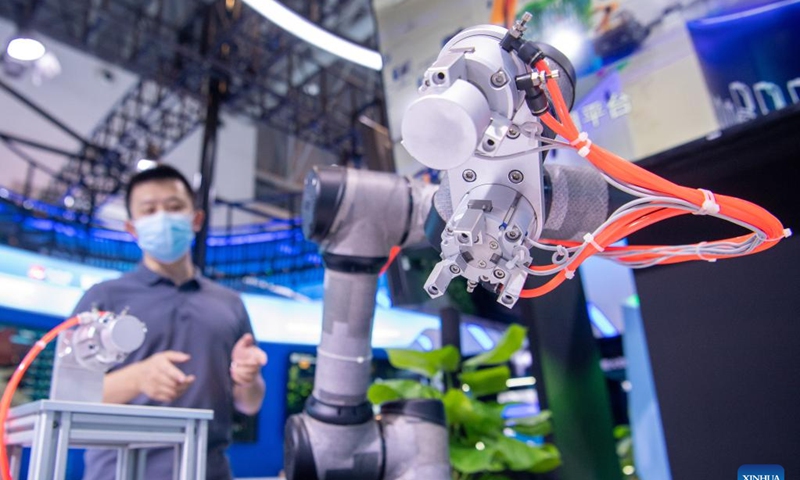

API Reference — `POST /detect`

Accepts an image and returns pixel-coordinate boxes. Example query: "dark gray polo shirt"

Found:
[72,264,255,480]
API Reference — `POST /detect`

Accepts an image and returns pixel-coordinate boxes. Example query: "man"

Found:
[73,164,267,480]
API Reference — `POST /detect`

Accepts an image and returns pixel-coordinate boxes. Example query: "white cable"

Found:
[316,347,371,364]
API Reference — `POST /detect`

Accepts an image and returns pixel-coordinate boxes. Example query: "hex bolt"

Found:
[466,281,478,293]
[507,125,520,139]
[462,169,477,182]
[490,70,508,87]
[493,269,506,279]
[449,264,461,274]
[508,170,524,184]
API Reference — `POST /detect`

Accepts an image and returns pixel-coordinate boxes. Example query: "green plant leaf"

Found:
[463,401,506,439]
[507,410,553,437]
[463,324,526,370]
[495,436,537,471]
[367,383,403,405]
[442,388,473,425]
[528,443,562,474]
[442,389,504,435]
[367,379,442,405]
[386,345,461,377]
[614,424,631,439]
[450,442,496,474]
[493,437,561,473]
[459,365,511,397]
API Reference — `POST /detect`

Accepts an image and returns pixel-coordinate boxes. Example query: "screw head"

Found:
[428,285,440,295]
[491,70,508,87]
[505,230,521,241]
[507,125,520,139]
[493,269,506,279]
[449,264,461,274]
[478,260,487,268]
[508,170,524,184]
[489,240,499,250]
[462,169,477,182]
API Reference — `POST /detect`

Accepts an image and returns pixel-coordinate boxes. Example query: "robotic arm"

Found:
[285,12,788,480]
[284,17,584,480]
[284,168,449,480]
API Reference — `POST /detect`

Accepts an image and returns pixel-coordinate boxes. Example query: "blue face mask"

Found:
[133,211,195,263]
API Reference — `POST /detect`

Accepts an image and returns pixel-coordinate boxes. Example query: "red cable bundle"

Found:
[520,60,790,298]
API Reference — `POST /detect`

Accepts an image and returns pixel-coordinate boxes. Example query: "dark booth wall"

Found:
[631,106,800,478]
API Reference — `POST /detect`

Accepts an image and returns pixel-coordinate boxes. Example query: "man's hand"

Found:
[230,334,267,386]
[136,350,196,402]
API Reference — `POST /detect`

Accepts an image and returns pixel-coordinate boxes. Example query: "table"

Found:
[4,400,213,480]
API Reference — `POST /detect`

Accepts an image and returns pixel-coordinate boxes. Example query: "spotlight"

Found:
[546,27,585,64]
[6,37,46,62]
[136,159,159,171]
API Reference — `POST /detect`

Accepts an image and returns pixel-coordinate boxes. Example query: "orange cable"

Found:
[0,316,81,480]
[518,59,788,297]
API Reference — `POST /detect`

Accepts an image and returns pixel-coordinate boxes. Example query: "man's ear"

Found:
[192,210,205,233]
[125,219,137,239]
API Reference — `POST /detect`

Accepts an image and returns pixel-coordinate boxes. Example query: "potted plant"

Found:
[368,324,561,480]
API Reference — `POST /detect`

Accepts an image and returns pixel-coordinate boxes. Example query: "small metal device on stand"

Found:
[3,310,213,480]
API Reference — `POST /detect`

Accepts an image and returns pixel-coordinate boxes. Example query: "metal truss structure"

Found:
[0,0,384,213]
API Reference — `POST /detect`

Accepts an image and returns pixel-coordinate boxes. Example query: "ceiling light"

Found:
[241,0,383,71]
[6,37,46,62]
[544,25,586,64]
[136,159,159,171]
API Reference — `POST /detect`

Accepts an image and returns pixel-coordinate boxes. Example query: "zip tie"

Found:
[564,268,575,279]
[583,233,604,252]
[570,132,589,146]
[553,244,570,264]
[694,189,720,215]
[695,241,716,262]
[570,132,592,157]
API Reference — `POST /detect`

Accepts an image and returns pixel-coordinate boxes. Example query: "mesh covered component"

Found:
[541,163,610,241]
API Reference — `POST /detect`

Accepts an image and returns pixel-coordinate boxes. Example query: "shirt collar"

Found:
[132,263,203,289]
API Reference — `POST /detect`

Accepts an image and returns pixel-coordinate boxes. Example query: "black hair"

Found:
[125,164,195,216]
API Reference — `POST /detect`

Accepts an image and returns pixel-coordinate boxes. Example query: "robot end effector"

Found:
[400,16,580,309]
[50,310,146,403]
